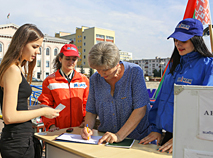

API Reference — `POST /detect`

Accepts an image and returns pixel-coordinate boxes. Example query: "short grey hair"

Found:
[88,42,120,69]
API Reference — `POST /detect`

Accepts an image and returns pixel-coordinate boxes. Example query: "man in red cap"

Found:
[38,44,89,131]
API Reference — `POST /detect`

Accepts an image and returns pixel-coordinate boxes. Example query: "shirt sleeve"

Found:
[38,78,56,130]
[131,66,150,109]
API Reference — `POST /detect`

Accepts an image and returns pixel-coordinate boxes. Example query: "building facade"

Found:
[119,51,132,61]
[0,23,70,81]
[129,56,170,76]
[56,26,115,68]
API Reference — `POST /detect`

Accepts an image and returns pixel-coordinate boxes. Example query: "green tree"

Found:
[89,68,94,77]
[80,65,85,74]
[153,69,161,77]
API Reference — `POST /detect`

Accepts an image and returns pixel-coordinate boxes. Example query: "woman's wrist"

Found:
[115,132,124,142]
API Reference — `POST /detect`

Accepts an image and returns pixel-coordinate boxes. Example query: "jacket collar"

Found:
[180,51,201,65]
[55,69,81,81]
[174,51,201,75]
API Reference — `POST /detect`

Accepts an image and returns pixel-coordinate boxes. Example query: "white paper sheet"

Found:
[55,133,102,144]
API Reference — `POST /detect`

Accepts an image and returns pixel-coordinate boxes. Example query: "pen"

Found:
[86,124,90,140]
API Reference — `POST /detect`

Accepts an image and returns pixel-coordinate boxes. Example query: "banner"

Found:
[198,90,213,141]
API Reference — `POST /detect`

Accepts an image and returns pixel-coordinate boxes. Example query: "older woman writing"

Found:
[81,42,151,144]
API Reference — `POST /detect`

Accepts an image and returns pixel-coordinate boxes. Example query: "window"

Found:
[37,72,41,79]
[84,49,86,52]
[46,73,49,78]
[84,43,86,46]
[84,55,86,59]
[46,61,49,67]
[0,43,2,52]
[37,60,41,67]
[96,34,104,39]
[84,36,86,39]
[46,48,50,55]
[106,36,114,40]
[54,48,58,56]
[83,62,85,65]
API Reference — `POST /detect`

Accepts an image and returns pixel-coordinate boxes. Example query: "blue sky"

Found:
[1,0,213,59]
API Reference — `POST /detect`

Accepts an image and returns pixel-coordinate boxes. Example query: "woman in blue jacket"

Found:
[139,18,213,153]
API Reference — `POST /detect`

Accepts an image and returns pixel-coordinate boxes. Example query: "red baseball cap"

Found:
[60,44,80,57]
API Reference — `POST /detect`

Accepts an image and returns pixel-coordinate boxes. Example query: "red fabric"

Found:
[183,0,196,19]
[183,0,211,25]
[195,0,211,25]
[38,69,89,130]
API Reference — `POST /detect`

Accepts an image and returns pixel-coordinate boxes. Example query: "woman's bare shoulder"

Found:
[2,64,22,85]
[5,64,21,75]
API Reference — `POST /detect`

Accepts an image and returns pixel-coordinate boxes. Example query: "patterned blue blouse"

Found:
[86,61,151,140]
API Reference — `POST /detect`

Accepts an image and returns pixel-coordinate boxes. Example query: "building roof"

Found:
[0,23,19,30]
[0,23,70,44]
[44,35,70,44]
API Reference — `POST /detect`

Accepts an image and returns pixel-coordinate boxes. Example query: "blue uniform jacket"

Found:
[149,51,213,133]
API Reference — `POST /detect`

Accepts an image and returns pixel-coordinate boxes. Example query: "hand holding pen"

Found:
[81,124,93,140]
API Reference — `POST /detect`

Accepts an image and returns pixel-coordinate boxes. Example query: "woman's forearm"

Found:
[116,106,147,140]
[84,112,97,129]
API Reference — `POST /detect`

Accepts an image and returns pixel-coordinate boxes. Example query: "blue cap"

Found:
[167,18,203,41]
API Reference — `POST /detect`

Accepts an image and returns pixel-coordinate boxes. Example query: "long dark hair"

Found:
[169,36,213,75]
[0,24,44,83]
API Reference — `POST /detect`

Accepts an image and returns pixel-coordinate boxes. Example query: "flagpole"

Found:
[208,24,213,53]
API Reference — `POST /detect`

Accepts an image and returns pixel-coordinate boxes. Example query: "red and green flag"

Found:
[183,0,211,24]
[7,13,10,19]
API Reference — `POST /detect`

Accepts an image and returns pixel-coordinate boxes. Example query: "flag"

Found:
[7,13,10,19]
[183,0,211,25]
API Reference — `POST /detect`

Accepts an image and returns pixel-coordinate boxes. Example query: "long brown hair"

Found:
[53,52,64,71]
[0,24,44,83]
